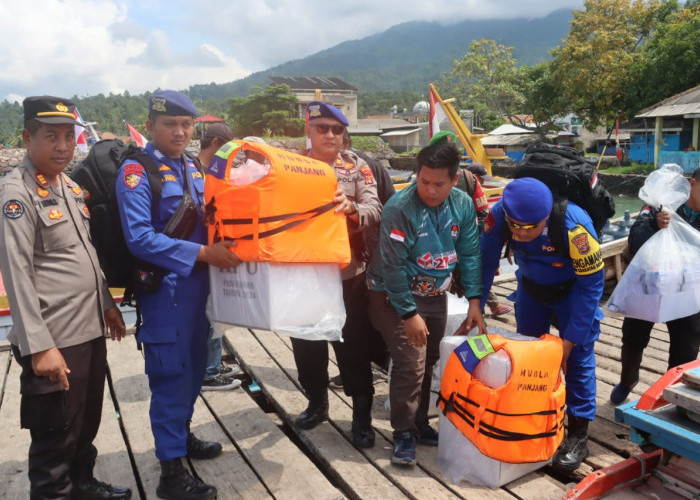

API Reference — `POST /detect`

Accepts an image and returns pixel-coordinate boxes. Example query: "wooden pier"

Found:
[0,277,680,499]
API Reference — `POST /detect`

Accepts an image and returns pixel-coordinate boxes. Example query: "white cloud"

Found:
[0,0,583,102]
[0,0,249,101]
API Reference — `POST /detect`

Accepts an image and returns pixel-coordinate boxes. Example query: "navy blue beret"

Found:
[149,90,198,117]
[503,177,553,223]
[306,100,348,126]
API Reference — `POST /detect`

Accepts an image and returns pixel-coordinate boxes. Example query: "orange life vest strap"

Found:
[225,202,336,241]
[438,392,564,442]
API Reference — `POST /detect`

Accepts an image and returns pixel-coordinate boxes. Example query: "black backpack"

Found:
[511,142,615,257]
[70,139,162,288]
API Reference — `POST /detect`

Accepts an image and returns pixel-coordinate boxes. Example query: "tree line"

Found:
[2,0,699,146]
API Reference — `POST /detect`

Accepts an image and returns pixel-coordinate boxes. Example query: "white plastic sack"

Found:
[209,262,346,341]
[606,164,700,322]
[436,329,550,488]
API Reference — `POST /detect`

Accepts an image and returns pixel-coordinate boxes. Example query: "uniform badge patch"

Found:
[71,186,82,196]
[36,187,49,198]
[568,224,604,276]
[3,200,24,219]
[35,173,49,186]
[162,174,177,182]
[451,224,460,238]
[191,171,202,179]
[390,228,405,242]
[48,208,63,220]
[82,205,91,217]
[123,164,144,190]
[359,165,375,185]
[159,165,172,172]
[151,97,167,113]
[308,104,321,117]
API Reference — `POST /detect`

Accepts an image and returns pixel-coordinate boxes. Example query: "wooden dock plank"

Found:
[91,366,140,498]
[202,377,333,500]
[226,327,369,499]
[0,355,30,498]
[189,390,271,500]
[106,337,161,498]
[260,329,517,499]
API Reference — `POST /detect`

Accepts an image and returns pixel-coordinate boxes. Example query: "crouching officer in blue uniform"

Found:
[115,91,240,500]
[480,178,605,472]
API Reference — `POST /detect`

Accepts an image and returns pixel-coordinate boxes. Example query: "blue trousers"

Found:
[513,278,599,421]
[138,272,210,461]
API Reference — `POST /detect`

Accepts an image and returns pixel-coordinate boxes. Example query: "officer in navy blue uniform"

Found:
[115,90,240,500]
[480,178,605,473]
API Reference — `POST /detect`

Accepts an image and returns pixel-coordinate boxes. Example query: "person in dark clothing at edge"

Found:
[611,167,700,404]
[290,101,383,449]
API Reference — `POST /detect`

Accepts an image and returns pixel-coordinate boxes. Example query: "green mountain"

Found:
[189,9,572,99]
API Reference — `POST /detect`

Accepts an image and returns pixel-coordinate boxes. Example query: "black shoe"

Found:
[351,393,374,448]
[157,458,216,500]
[417,422,439,446]
[186,432,222,460]
[296,399,329,430]
[72,477,132,499]
[328,374,343,389]
[552,416,590,472]
[352,427,375,448]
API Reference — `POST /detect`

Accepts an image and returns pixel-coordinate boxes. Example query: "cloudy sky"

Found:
[0,0,584,103]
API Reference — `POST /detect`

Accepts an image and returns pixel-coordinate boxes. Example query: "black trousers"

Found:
[291,272,376,399]
[622,312,700,370]
[12,336,107,500]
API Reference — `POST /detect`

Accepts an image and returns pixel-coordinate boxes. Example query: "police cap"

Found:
[23,96,82,126]
[149,90,198,117]
[306,101,349,126]
[503,177,553,223]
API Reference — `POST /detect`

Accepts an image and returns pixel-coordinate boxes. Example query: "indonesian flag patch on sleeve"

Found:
[390,228,405,242]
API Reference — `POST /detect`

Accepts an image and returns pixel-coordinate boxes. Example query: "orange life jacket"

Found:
[438,333,565,463]
[204,140,351,265]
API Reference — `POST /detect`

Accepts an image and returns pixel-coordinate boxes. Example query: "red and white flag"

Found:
[73,108,88,152]
[429,86,447,138]
[390,228,405,243]
[125,121,148,148]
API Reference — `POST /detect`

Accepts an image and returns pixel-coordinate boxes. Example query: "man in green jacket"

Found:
[367,141,486,465]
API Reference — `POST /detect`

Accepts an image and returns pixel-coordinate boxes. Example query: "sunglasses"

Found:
[313,124,346,136]
[505,215,539,230]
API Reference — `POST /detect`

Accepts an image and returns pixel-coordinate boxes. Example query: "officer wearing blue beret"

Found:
[480,177,605,472]
[115,90,240,500]
[290,101,383,449]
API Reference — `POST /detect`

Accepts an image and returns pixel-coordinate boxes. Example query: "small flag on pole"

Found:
[429,86,447,139]
[125,121,148,148]
[73,108,88,152]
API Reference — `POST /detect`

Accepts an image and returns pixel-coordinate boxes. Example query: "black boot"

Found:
[552,415,590,472]
[351,393,375,448]
[70,459,132,499]
[296,394,329,430]
[186,420,222,460]
[610,345,643,404]
[156,458,216,500]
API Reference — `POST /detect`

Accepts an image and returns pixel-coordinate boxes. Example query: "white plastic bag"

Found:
[606,164,700,322]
